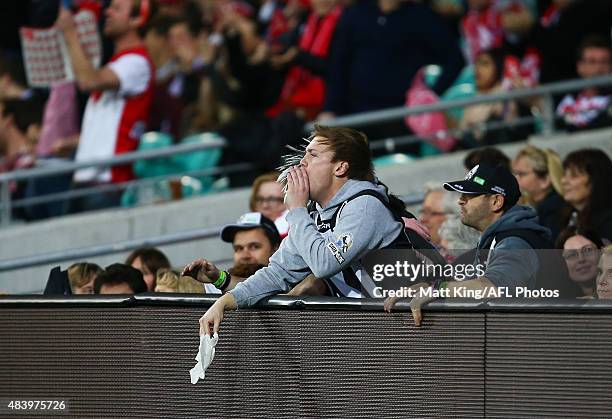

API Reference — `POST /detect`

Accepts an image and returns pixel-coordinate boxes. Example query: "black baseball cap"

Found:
[443,163,521,206]
[221,212,281,246]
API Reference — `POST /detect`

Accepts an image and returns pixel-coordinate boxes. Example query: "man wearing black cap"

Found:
[394,163,553,325]
[183,212,282,292]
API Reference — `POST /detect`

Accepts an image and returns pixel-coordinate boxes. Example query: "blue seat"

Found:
[441,82,476,122]
[133,132,179,178]
[373,153,416,169]
[172,133,224,194]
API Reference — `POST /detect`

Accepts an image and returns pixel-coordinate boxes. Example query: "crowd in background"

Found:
[29,137,612,300]
[0,0,611,222]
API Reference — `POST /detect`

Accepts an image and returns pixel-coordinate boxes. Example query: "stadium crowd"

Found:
[0,0,611,219]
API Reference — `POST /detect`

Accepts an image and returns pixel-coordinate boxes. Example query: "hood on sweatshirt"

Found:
[478,205,552,249]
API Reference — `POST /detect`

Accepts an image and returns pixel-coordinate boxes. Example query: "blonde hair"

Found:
[515,145,563,195]
[249,172,282,211]
[155,269,205,294]
[67,263,103,289]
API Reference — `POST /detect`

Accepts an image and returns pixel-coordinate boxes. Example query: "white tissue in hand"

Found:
[190,333,219,384]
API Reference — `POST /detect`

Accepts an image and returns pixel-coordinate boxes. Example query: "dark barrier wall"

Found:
[1,296,611,418]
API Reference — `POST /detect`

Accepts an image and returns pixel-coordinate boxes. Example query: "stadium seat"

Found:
[441,82,476,122]
[373,153,416,169]
[133,131,179,178]
[173,133,224,193]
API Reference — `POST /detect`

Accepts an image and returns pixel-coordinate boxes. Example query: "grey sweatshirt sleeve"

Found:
[229,196,402,307]
[485,237,539,290]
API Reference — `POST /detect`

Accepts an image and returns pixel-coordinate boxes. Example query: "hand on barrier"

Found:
[199,293,237,336]
[182,259,220,284]
[383,282,433,327]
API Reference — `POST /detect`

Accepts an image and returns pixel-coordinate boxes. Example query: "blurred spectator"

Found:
[321,0,464,139]
[418,183,457,247]
[268,0,343,121]
[0,56,32,101]
[154,268,205,293]
[0,99,44,220]
[535,0,612,84]
[438,215,481,263]
[555,34,611,132]
[557,227,604,298]
[125,247,171,291]
[56,0,155,212]
[459,48,524,146]
[463,146,511,171]
[512,145,567,241]
[183,212,282,293]
[462,0,535,64]
[0,99,42,173]
[249,172,289,238]
[94,263,148,294]
[144,14,183,139]
[597,244,612,299]
[68,262,104,294]
[561,149,612,242]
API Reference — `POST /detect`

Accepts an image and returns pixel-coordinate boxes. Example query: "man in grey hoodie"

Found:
[198,125,406,336]
[391,163,550,325]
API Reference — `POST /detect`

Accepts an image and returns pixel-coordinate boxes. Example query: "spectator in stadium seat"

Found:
[199,125,428,335]
[555,34,612,132]
[94,263,148,294]
[320,0,464,135]
[419,183,458,247]
[596,245,612,299]
[249,172,289,238]
[556,227,603,298]
[184,211,327,296]
[388,163,556,324]
[154,269,205,293]
[459,48,526,147]
[512,145,568,242]
[561,149,612,243]
[463,146,511,171]
[68,262,104,294]
[125,247,171,291]
[534,0,612,84]
[438,215,481,263]
[56,0,155,212]
[183,212,281,293]
[0,56,33,102]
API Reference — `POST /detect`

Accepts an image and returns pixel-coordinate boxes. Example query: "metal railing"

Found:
[0,137,231,226]
[306,74,612,135]
[0,193,424,273]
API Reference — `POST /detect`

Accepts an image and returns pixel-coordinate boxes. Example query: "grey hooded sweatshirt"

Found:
[229,179,404,307]
[475,205,551,291]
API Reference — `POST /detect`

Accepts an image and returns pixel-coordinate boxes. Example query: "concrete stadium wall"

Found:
[1,128,611,294]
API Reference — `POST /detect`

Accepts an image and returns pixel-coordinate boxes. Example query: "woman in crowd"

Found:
[67,262,103,295]
[597,245,612,299]
[459,48,523,146]
[561,149,612,242]
[125,247,171,291]
[249,172,288,238]
[556,227,604,298]
[512,145,567,241]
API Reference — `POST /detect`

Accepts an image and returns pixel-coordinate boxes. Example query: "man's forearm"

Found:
[63,29,100,91]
